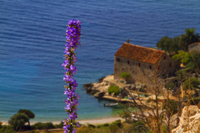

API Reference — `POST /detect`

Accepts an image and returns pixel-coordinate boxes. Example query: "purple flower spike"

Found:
[63,19,81,133]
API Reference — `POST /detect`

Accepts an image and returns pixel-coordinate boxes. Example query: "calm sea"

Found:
[0,0,200,122]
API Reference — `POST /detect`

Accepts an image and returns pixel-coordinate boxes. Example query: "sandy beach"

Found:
[1,117,124,126]
[77,117,123,125]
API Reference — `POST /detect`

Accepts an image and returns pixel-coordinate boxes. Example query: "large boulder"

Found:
[136,83,146,90]
[125,84,136,90]
[98,76,105,83]
[171,105,200,133]
[83,83,94,93]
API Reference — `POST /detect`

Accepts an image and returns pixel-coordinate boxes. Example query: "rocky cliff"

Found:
[171,105,200,133]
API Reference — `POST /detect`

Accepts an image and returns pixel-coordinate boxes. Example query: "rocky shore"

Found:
[83,74,182,110]
[83,75,139,100]
[82,74,160,106]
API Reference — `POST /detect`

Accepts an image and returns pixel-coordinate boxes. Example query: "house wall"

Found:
[114,53,180,90]
[114,56,157,89]
[189,44,200,52]
[155,53,180,78]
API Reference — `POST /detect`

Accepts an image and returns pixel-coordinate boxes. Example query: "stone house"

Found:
[188,42,200,52]
[114,42,180,89]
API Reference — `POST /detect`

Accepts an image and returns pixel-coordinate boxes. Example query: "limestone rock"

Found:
[130,84,136,90]
[111,93,115,97]
[171,105,200,133]
[94,92,105,98]
[83,83,94,93]
[105,92,109,96]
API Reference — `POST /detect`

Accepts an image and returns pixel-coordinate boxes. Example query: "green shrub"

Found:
[77,126,93,133]
[88,124,95,128]
[32,122,44,129]
[33,122,55,130]
[162,100,178,114]
[120,80,124,83]
[111,119,122,128]
[102,123,109,127]
[0,125,15,133]
[131,121,149,133]
[54,121,64,128]
[161,124,168,133]
[124,120,133,124]
[0,122,2,129]
[44,122,55,129]
[120,72,131,80]
[97,123,109,128]
[189,97,200,105]
[108,85,120,95]
[117,124,132,133]
[167,82,175,89]
[109,123,119,133]
[77,125,110,133]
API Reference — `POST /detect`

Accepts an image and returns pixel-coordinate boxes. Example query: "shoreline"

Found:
[1,116,124,126]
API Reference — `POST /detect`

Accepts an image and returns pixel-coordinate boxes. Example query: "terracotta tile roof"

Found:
[114,43,165,64]
[189,42,200,47]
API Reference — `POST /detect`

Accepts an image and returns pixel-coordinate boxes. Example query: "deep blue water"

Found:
[0,0,200,122]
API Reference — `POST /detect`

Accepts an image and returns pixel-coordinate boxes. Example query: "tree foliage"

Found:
[180,28,200,51]
[185,51,200,72]
[157,28,200,54]
[183,77,200,90]
[156,36,181,56]
[175,68,189,81]
[173,50,200,74]
[172,51,190,64]
[18,109,35,119]
[156,36,173,54]
[8,113,29,131]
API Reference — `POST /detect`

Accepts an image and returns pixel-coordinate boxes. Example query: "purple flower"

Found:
[63,19,81,133]
[72,129,77,133]
[70,65,77,74]
[63,75,71,82]
[69,112,77,120]
[62,60,69,69]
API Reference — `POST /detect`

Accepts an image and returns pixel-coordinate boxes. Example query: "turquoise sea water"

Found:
[0,0,200,122]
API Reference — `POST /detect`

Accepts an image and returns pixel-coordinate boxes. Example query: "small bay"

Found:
[0,0,200,122]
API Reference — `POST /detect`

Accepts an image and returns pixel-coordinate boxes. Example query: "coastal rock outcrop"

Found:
[83,76,111,97]
[83,75,148,99]
[171,105,200,133]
